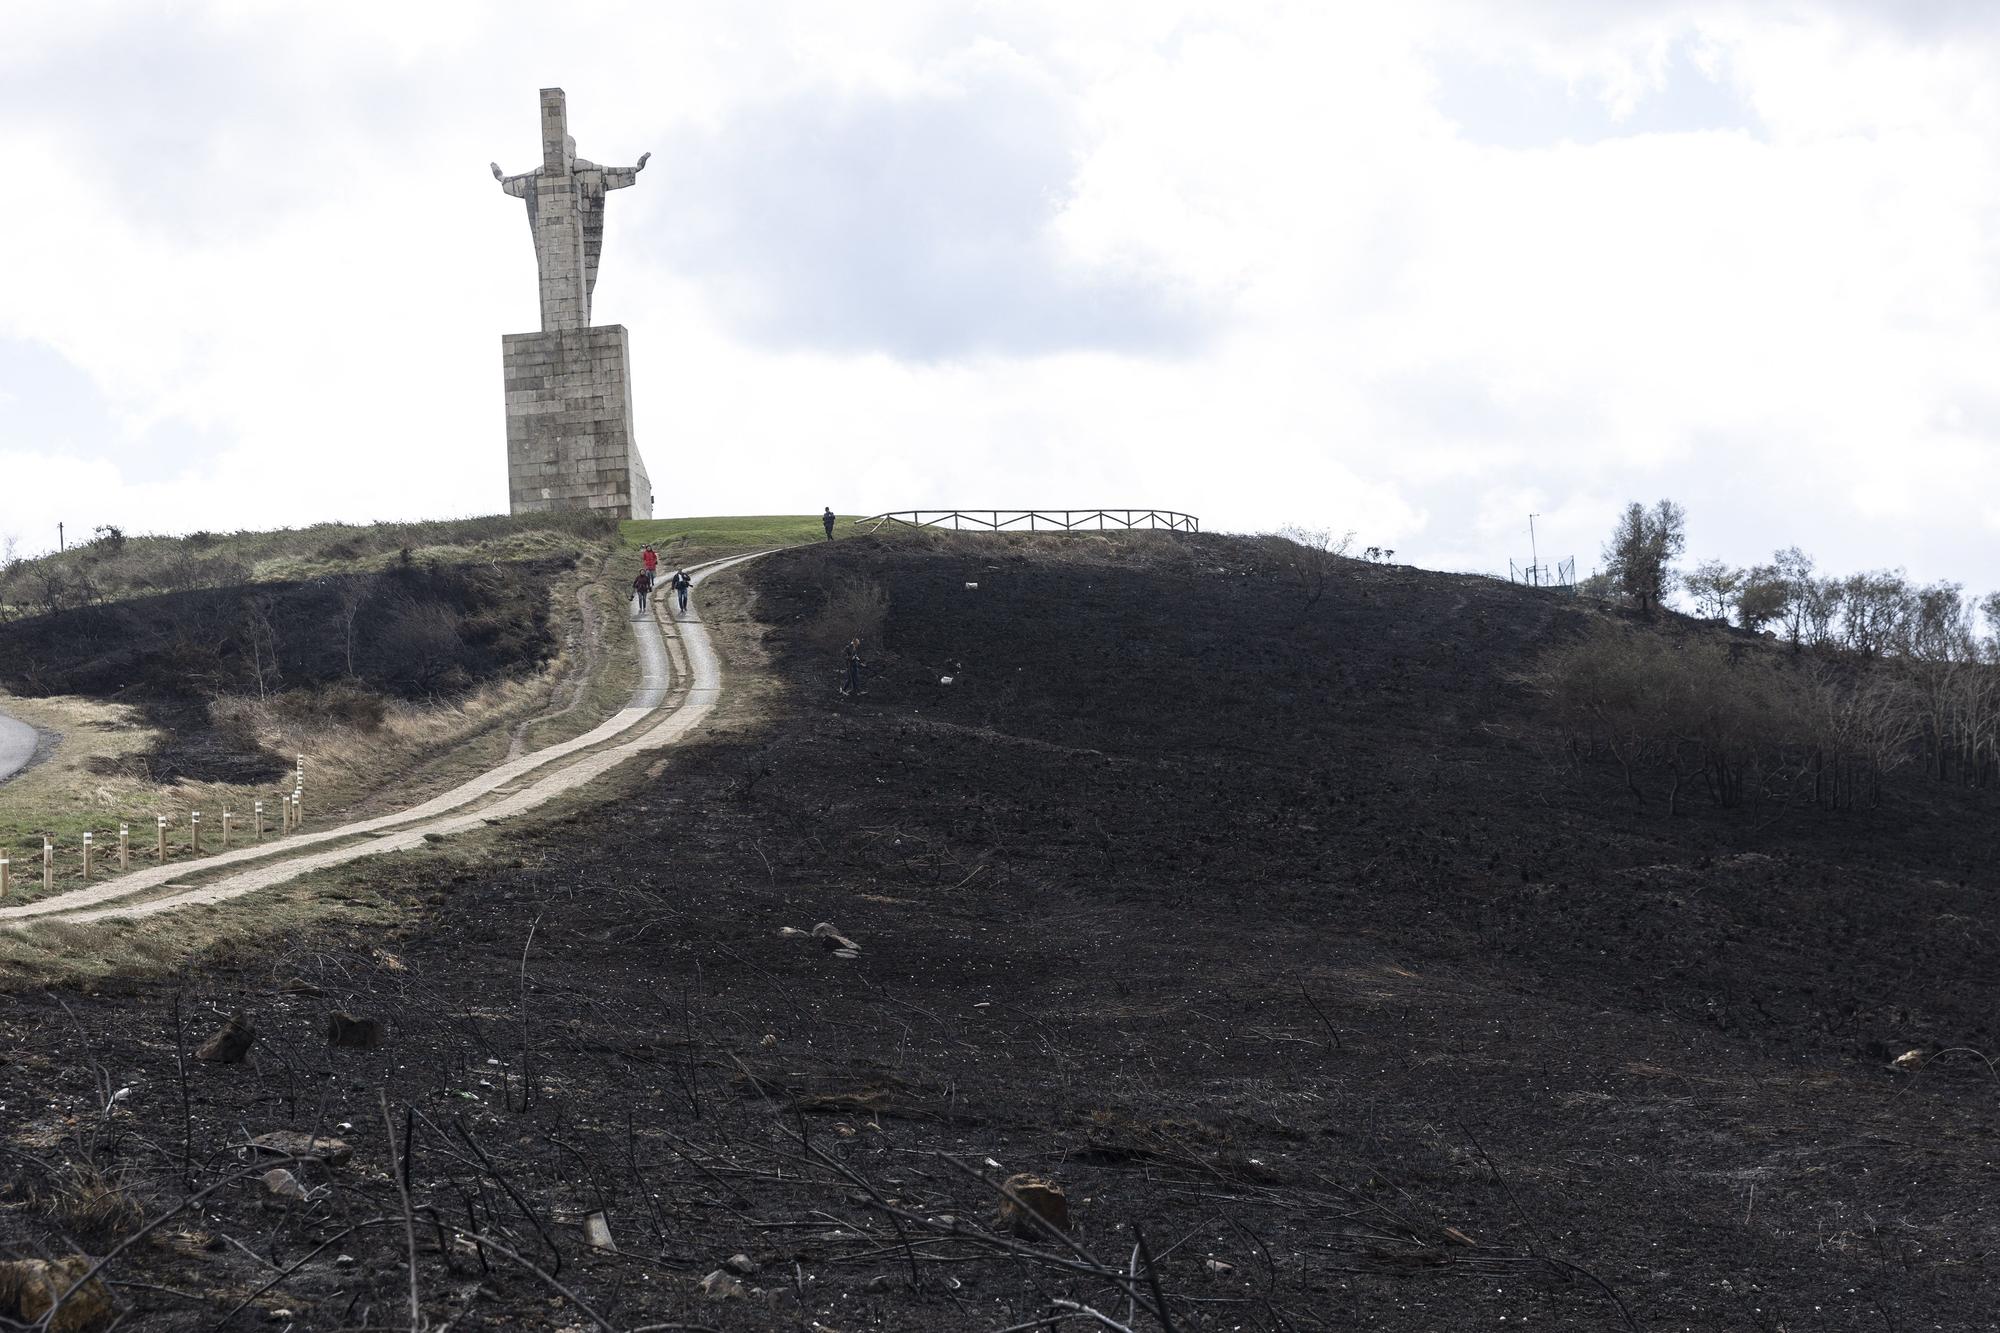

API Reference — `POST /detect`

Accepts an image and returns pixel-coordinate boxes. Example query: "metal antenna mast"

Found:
[1528,514,1540,586]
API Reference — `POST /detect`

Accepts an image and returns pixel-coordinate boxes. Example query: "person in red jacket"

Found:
[641,545,659,579]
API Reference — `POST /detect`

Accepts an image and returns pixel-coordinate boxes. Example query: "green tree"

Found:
[1601,500,1686,616]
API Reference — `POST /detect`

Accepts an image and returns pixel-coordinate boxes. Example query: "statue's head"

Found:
[539,87,575,172]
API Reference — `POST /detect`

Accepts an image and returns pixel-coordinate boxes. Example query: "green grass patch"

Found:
[620,514,834,559]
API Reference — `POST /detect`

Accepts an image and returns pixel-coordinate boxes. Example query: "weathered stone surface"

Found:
[502,325,652,520]
[0,1256,115,1332]
[194,1013,255,1064]
[493,89,654,520]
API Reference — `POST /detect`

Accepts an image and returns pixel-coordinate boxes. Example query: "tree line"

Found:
[1528,500,2000,814]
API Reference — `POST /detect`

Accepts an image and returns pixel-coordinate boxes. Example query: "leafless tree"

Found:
[332,575,371,680]
[244,596,284,700]
[1266,525,1353,614]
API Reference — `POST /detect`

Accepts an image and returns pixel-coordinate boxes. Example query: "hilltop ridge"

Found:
[0,528,1991,1330]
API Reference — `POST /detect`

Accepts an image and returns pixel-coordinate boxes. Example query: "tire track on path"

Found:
[2,550,768,928]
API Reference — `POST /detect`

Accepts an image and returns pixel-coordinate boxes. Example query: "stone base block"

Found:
[503,325,654,520]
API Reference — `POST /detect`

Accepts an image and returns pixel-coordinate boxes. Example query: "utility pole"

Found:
[1527,514,1540,587]
[57,522,64,552]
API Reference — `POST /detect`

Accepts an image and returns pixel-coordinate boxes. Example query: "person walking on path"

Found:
[822,508,836,541]
[671,568,692,615]
[841,636,867,697]
[641,545,659,580]
[632,569,653,613]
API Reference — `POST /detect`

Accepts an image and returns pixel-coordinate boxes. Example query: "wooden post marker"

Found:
[157,815,168,862]
[0,854,8,898]
[190,811,202,856]
[254,800,265,841]
[43,837,53,894]
[82,832,93,879]
[292,787,304,830]
[222,811,233,848]
[119,824,130,871]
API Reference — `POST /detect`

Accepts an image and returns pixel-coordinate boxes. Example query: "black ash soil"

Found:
[1,533,1994,1330]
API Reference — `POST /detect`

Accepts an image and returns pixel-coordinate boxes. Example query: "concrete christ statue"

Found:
[492,88,655,520]
[491,89,651,333]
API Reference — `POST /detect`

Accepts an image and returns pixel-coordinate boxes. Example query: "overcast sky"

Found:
[4,0,2000,589]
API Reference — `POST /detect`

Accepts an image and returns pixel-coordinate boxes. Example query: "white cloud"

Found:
[0,0,1998,596]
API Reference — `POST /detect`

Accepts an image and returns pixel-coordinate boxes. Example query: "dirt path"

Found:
[0,551,766,928]
[505,584,603,761]
[0,707,34,785]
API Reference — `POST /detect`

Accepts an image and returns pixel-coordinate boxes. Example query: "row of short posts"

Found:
[0,755,307,898]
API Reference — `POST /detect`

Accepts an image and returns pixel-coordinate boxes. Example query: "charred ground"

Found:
[0,532,1994,1331]
[0,559,567,782]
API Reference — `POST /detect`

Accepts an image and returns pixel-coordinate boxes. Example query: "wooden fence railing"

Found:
[859,510,1199,534]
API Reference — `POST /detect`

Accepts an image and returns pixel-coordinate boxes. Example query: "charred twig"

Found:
[792,1132,922,1291]
[454,1119,564,1278]
[211,1216,400,1328]
[1133,1224,1175,1333]
[35,1153,318,1331]
[515,911,545,1113]
[1298,984,1342,1052]
[381,1090,423,1331]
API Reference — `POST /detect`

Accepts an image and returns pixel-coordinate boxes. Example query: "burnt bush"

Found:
[1522,625,1913,814]
[274,682,390,733]
[0,560,557,706]
[0,560,561,780]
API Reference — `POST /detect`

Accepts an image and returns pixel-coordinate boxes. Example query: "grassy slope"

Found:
[0,512,618,615]
[0,515,830,907]
[619,513,835,559]
[0,514,627,901]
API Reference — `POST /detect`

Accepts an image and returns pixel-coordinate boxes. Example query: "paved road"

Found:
[0,709,36,785]
[2,550,768,926]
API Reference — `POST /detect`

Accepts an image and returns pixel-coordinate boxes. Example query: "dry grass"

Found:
[40,1161,145,1242]
[0,511,618,616]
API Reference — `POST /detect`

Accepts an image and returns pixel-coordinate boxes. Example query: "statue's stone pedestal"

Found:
[502,325,653,520]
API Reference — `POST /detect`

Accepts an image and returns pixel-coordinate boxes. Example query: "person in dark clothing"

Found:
[671,568,692,614]
[841,636,866,696]
[632,569,652,612]
[822,508,836,541]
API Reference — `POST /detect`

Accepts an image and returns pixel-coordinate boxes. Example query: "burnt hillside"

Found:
[0,531,1993,1331]
[0,558,566,780]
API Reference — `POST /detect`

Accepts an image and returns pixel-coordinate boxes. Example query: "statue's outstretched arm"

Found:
[604,152,651,190]
[491,162,532,197]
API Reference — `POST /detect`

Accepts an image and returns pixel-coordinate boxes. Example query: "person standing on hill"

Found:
[841,636,867,697]
[632,569,652,613]
[641,545,659,580]
[823,508,836,541]
[671,568,692,615]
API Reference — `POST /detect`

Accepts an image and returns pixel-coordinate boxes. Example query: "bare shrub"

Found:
[275,683,389,733]
[803,577,889,654]
[1262,526,1354,614]
[1523,625,1911,814]
[371,599,469,693]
